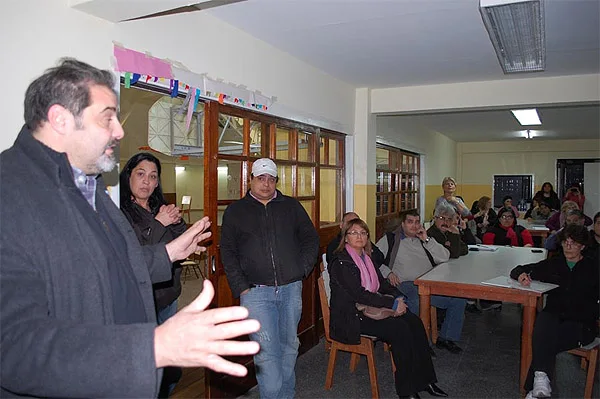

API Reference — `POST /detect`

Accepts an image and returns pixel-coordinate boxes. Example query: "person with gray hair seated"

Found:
[544,209,586,252]
[427,203,468,259]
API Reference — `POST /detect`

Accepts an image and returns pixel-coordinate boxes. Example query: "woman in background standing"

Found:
[534,182,561,211]
[435,177,472,219]
[120,152,187,397]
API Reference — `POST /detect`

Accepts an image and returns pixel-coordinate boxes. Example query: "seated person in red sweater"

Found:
[482,207,533,247]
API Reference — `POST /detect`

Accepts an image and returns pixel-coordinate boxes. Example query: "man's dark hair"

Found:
[502,195,513,203]
[594,212,600,224]
[558,224,589,246]
[24,58,115,131]
[400,209,420,223]
[119,152,166,215]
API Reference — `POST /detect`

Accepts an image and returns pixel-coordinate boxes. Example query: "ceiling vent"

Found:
[479,0,545,74]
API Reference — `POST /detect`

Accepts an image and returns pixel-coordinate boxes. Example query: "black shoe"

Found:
[480,300,502,311]
[436,339,463,354]
[399,393,421,399]
[465,303,481,314]
[428,346,437,358]
[425,383,448,397]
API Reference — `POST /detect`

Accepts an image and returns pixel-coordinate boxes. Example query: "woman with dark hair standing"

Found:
[534,182,561,211]
[510,224,599,399]
[120,152,187,396]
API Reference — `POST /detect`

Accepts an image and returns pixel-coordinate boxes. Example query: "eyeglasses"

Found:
[347,231,368,237]
[435,216,453,222]
[256,175,277,184]
[562,239,583,249]
[500,215,514,220]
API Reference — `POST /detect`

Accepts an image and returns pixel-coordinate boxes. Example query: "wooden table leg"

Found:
[418,285,432,342]
[520,299,537,396]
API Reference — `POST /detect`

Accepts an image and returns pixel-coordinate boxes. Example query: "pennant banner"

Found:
[113,46,173,79]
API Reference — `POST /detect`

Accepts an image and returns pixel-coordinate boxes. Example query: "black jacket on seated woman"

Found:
[328,218,447,399]
[509,224,599,397]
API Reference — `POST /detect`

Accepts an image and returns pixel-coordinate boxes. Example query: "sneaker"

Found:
[532,371,552,398]
[525,390,534,399]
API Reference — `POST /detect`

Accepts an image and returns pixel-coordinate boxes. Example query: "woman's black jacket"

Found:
[510,254,599,338]
[328,248,399,345]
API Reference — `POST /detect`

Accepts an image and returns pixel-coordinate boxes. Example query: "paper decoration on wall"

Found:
[113,46,173,79]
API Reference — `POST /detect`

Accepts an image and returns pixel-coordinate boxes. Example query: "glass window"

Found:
[376,148,389,169]
[298,132,312,162]
[217,160,243,200]
[249,120,262,157]
[300,200,314,222]
[275,127,290,160]
[297,167,314,196]
[319,168,342,227]
[277,164,293,196]
[328,139,339,166]
[218,114,244,156]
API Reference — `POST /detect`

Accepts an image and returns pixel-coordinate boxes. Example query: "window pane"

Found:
[376,148,389,169]
[328,139,339,166]
[250,120,262,157]
[297,167,314,196]
[319,137,326,165]
[300,200,314,222]
[217,160,243,200]
[277,165,293,196]
[218,114,244,155]
[298,132,312,162]
[320,168,341,227]
[275,127,290,160]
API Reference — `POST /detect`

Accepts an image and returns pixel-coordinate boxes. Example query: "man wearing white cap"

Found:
[221,157,319,399]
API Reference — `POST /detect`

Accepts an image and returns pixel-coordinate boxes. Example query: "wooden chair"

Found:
[566,337,599,399]
[318,266,394,399]
[181,195,192,224]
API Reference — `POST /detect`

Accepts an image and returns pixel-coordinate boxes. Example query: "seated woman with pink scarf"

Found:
[328,218,447,399]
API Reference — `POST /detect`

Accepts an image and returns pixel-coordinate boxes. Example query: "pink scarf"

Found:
[345,244,380,293]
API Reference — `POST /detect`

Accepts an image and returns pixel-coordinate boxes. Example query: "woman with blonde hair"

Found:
[435,177,471,219]
[545,200,593,233]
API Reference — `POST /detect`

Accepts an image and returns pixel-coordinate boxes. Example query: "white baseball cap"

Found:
[252,158,277,177]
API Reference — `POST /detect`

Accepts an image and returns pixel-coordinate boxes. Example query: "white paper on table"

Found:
[481,276,558,293]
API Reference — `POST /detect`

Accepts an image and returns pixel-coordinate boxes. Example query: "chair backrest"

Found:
[182,195,192,206]
[181,195,192,223]
[317,271,331,342]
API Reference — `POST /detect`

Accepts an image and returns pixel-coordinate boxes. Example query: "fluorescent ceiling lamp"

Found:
[480,0,545,73]
[175,166,186,173]
[511,109,541,125]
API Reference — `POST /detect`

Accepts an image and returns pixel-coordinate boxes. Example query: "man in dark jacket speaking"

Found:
[220,157,319,399]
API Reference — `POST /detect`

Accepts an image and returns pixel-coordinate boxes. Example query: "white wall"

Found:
[0,0,356,151]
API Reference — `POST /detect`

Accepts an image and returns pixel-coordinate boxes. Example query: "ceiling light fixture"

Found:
[511,109,542,125]
[479,0,545,74]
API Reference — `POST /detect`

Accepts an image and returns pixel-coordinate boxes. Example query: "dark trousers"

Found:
[524,311,593,391]
[360,311,437,396]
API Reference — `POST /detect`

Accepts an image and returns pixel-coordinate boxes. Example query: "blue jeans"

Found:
[241,281,302,399]
[399,280,466,342]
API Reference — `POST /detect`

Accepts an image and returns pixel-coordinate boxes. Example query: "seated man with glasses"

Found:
[544,209,585,252]
[376,210,467,354]
[427,204,469,259]
[482,207,534,247]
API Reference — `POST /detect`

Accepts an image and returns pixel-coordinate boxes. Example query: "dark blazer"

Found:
[510,254,599,339]
[0,127,171,398]
[328,249,398,345]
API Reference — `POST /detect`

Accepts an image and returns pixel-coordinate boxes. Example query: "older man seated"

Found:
[427,204,468,258]
[376,210,467,354]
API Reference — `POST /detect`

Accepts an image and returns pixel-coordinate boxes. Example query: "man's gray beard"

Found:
[95,153,117,173]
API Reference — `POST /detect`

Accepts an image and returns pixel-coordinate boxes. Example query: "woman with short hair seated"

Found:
[482,207,533,247]
[472,195,497,239]
[510,224,599,399]
[328,218,447,399]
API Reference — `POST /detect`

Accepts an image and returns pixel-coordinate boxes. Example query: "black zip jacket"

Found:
[510,254,599,337]
[220,190,319,298]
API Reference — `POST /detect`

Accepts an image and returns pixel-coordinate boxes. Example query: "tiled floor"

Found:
[238,303,599,398]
